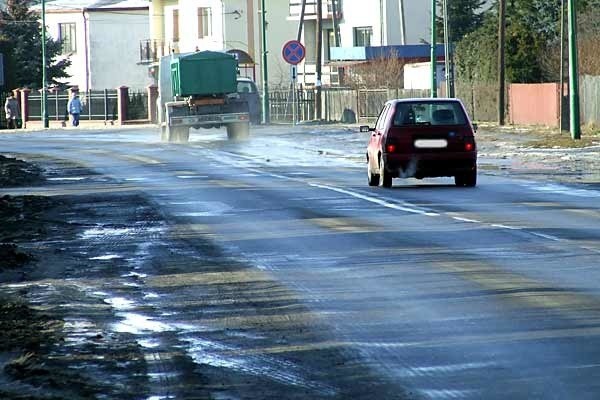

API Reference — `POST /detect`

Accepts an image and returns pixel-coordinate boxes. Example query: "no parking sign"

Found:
[282,40,306,65]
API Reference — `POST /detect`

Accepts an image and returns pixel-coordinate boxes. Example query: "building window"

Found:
[59,23,76,54]
[173,9,179,41]
[353,26,372,47]
[198,7,212,38]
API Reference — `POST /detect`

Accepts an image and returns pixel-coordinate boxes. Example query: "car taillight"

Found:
[465,142,474,152]
[386,144,396,153]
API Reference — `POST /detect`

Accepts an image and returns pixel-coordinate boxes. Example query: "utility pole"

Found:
[398,0,406,45]
[260,0,270,124]
[568,0,581,139]
[315,0,322,119]
[331,0,340,46]
[41,0,49,128]
[442,0,451,97]
[296,0,306,41]
[559,0,567,131]
[498,0,506,125]
[430,0,437,98]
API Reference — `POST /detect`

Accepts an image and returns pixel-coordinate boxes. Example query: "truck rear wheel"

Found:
[226,122,250,140]
[160,125,168,142]
[165,126,189,143]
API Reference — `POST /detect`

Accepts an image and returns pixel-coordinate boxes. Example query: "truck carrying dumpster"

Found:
[158,51,251,142]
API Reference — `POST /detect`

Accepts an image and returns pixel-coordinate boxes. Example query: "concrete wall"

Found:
[401,1,430,44]
[338,0,384,46]
[156,1,295,88]
[88,11,152,91]
[581,75,600,126]
[45,9,151,91]
[509,83,560,127]
[45,11,87,90]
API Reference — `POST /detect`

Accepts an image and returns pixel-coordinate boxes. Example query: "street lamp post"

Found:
[260,0,270,124]
[498,0,506,126]
[41,0,49,128]
[430,0,437,98]
[442,0,451,97]
[568,0,581,140]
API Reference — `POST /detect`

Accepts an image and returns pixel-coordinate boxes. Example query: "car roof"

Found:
[388,98,463,105]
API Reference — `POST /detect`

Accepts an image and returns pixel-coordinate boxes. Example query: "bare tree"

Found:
[344,52,406,89]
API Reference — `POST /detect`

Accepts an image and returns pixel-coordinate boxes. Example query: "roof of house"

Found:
[41,0,149,11]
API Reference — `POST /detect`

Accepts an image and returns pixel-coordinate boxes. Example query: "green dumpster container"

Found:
[170,51,238,97]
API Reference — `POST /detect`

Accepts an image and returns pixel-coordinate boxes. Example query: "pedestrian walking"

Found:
[4,94,20,129]
[67,92,82,127]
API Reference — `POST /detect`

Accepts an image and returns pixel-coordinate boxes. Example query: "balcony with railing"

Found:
[289,0,342,20]
[139,39,174,64]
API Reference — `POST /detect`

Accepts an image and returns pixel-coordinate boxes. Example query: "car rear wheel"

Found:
[379,157,392,188]
[455,167,477,187]
[367,158,380,186]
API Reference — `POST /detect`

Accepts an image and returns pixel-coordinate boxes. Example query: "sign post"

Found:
[282,40,305,125]
[291,65,298,125]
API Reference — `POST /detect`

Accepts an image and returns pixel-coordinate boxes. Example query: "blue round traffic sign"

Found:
[282,40,306,65]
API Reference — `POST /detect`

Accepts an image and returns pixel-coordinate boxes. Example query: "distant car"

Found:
[363,98,478,188]
[237,77,261,124]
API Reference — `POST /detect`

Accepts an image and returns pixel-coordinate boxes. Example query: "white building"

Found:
[38,0,153,91]
[289,0,431,86]
[290,0,493,87]
[146,1,297,89]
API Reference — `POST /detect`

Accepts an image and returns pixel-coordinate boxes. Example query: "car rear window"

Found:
[392,101,467,126]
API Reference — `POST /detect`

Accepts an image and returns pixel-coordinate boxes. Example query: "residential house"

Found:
[289,0,424,86]
[290,0,493,87]
[144,1,297,89]
[37,0,152,91]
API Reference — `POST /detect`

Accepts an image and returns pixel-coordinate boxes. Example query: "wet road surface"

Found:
[2,126,600,399]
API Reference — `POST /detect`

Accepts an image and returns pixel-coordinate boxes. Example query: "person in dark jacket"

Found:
[67,92,82,127]
[4,94,20,129]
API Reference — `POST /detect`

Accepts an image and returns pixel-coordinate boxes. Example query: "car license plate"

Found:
[414,139,448,149]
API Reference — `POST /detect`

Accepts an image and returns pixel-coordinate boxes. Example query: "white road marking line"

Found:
[451,216,482,223]
[308,183,440,216]
[490,223,522,230]
[531,232,562,242]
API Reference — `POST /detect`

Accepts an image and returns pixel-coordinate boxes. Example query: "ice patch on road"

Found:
[398,362,496,378]
[81,226,164,240]
[181,335,337,395]
[419,389,478,399]
[90,254,122,260]
[113,313,174,334]
[526,183,600,198]
[47,176,87,181]
[104,297,136,310]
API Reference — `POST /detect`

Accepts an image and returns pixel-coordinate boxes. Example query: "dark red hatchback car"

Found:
[362,98,478,188]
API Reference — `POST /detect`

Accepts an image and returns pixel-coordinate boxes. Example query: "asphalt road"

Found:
[2,125,600,399]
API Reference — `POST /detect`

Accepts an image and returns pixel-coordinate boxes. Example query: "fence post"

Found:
[103,89,109,124]
[147,84,158,123]
[117,86,129,125]
[356,89,361,123]
[52,88,59,121]
[19,88,31,128]
[87,89,92,120]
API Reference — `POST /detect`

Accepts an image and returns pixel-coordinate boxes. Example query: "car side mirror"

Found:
[472,123,478,132]
[360,125,374,133]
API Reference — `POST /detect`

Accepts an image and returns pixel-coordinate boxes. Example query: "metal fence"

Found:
[581,75,600,126]
[28,89,119,122]
[126,90,148,120]
[0,92,9,128]
[455,82,502,123]
[268,87,429,123]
